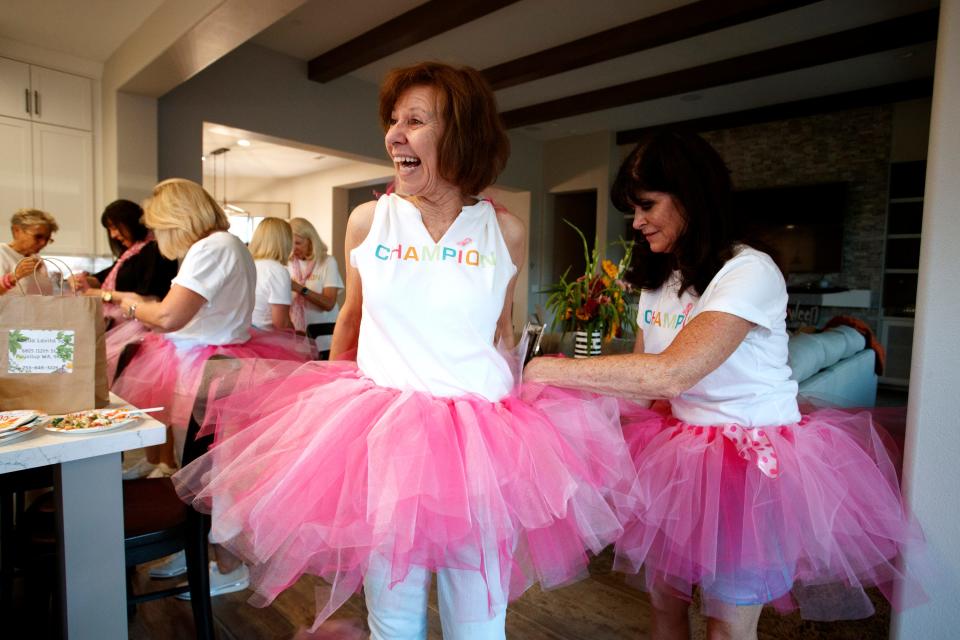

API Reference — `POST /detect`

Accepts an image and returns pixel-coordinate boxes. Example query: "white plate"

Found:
[0,424,38,444]
[0,411,40,434]
[44,418,138,435]
[42,409,142,435]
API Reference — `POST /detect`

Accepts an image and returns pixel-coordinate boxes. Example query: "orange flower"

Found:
[576,307,591,322]
[602,259,618,279]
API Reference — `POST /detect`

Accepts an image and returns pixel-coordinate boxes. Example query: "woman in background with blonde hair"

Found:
[249,218,295,330]
[108,179,311,478]
[288,217,343,359]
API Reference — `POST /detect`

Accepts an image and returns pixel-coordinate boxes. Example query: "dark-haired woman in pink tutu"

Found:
[525,129,927,639]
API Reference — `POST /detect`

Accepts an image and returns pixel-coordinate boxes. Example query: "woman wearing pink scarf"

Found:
[71,199,179,326]
[287,217,343,359]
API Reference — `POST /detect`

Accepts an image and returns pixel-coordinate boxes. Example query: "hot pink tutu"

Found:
[172,361,637,628]
[110,329,313,431]
[615,401,927,621]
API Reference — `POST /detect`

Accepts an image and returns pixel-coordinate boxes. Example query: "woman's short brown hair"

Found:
[379,62,510,196]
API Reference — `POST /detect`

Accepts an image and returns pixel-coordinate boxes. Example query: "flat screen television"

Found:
[731,182,847,274]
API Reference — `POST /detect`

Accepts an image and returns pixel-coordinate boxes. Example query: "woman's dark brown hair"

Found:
[101,199,149,258]
[612,129,739,296]
[379,62,510,196]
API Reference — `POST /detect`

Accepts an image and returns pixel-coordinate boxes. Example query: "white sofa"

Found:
[788,325,878,408]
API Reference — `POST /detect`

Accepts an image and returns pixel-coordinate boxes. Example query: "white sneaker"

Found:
[121,458,156,480]
[149,550,187,578]
[146,462,176,478]
[175,562,250,600]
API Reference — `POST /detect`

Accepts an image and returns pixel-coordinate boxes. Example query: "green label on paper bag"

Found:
[7,329,75,374]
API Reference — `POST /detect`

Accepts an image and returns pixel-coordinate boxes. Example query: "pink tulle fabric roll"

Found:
[110,329,313,431]
[172,361,637,629]
[615,401,927,621]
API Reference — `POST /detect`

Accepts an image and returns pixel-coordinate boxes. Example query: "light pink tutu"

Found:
[615,401,927,621]
[110,329,313,431]
[172,361,637,628]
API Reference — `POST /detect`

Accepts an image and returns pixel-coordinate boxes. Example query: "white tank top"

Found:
[351,194,517,402]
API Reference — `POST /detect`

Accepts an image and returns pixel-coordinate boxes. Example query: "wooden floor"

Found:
[120,549,892,640]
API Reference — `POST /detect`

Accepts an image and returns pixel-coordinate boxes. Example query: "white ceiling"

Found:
[0,0,166,63]
[202,123,358,179]
[0,0,939,155]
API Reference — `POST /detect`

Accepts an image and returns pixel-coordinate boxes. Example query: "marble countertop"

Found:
[0,393,166,473]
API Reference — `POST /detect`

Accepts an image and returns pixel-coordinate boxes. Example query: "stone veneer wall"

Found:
[701,105,893,328]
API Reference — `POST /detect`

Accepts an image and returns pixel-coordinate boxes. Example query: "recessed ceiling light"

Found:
[201,156,206,162]
[237,139,251,147]
[897,49,916,59]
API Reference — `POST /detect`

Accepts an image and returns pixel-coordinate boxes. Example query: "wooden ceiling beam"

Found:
[501,9,939,129]
[483,0,819,90]
[308,0,521,83]
[615,78,935,145]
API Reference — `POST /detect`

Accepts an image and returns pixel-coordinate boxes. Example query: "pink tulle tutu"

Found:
[614,401,927,621]
[105,318,149,385]
[172,361,637,628]
[110,329,313,431]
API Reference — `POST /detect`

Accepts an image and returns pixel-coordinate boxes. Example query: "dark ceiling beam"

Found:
[308,0,521,83]
[616,78,935,145]
[483,0,819,90]
[500,9,939,129]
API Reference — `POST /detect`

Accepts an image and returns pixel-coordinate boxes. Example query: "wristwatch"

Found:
[125,303,138,319]
[300,286,309,295]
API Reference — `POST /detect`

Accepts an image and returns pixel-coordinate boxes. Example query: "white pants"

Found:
[364,544,509,640]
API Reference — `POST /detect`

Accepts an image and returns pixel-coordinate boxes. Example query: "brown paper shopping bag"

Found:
[0,259,108,414]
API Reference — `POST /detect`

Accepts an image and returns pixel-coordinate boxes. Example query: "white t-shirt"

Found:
[351,194,517,402]
[0,243,48,295]
[252,259,292,329]
[166,231,255,348]
[639,246,800,427]
[289,255,343,351]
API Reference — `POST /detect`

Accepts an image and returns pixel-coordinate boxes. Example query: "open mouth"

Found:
[393,155,421,171]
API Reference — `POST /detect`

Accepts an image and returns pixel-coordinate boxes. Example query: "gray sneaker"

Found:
[175,562,250,600]
[148,550,187,578]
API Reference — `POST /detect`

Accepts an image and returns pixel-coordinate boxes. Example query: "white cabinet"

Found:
[0,116,34,216]
[32,124,94,254]
[0,58,95,254]
[0,58,92,130]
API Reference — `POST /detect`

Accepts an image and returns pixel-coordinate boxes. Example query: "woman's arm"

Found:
[291,281,339,311]
[524,310,753,400]
[329,202,375,359]
[494,209,527,349]
[270,303,292,329]
[111,284,206,333]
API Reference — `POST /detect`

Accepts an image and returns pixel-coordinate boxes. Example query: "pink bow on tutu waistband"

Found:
[718,420,806,479]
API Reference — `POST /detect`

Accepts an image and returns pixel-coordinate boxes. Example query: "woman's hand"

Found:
[14,257,41,281]
[110,291,145,309]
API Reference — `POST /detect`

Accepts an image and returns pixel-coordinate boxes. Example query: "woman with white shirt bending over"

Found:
[288,217,343,358]
[249,218,294,330]
[108,179,311,460]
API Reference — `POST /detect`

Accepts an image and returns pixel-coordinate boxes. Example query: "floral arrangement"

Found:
[544,220,638,341]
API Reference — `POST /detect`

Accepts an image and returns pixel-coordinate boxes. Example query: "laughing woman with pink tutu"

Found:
[172,62,636,639]
[524,130,927,639]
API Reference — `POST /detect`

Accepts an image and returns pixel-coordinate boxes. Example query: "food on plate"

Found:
[48,408,138,431]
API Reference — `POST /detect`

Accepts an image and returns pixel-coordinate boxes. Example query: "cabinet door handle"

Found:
[25,89,31,115]
[34,90,40,116]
